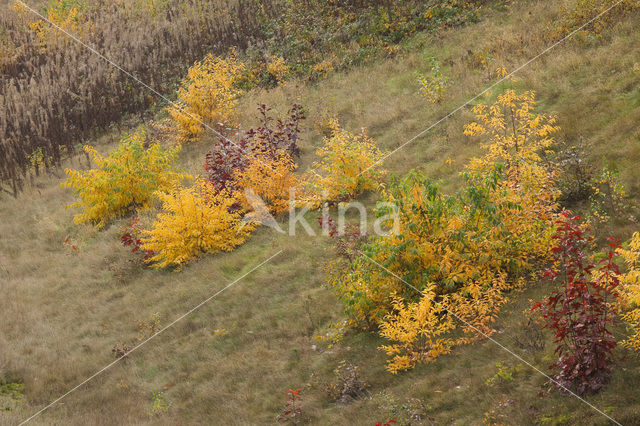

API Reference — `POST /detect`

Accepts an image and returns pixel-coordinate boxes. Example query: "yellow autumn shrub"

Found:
[141,179,254,269]
[62,127,187,227]
[332,169,526,341]
[617,232,640,351]
[266,55,289,85]
[328,90,559,373]
[167,52,245,142]
[464,89,560,262]
[302,120,386,207]
[416,56,449,104]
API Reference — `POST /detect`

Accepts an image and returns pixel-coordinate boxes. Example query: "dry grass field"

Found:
[2,0,640,424]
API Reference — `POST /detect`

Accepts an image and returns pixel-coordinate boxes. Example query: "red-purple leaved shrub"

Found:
[204,104,304,192]
[277,388,303,423]
[532,211,620,395]
[245,103,304,158]
[203,122,247,193]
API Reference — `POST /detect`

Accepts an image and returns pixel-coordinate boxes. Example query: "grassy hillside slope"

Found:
[1,0,640,424]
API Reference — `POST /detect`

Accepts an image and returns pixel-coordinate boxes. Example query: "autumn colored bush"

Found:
[62,127,188,227]
[141,179,254,270]
[28,0,88,49]
[244,104,304,159]
[532,212,620,395]
[326,90,559,372]
[233,149,299,216]
[318,214,367,262]
[120,218,155,260]
[204,104,304,193]
[301,120,386,207]
[340,169,525,371]
[203,104,304,215]
[588,165,628,223]
[464,89,560,260]
[617,232,640,351]
[203,125,248,194]
[277,388,303,424]
[378,286,456,374]
[168,52,245,142]
[416,56,449,103]
[242,55,290,87]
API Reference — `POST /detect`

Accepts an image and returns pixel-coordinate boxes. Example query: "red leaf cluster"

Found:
[318,214,367,262]
[120,218,154,260]
[277,388,303,423]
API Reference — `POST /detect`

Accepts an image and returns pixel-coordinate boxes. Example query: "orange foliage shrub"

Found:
[233,147,300,216]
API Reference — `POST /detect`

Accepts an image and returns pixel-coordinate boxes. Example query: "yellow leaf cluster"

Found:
[416,57,449,104]
[464,90,558,166]
[617,232,640,351]
[310,55,336,79]
[141,179,254,270]
[265,55,289,85]
[441,274,515,343]
[465,89,560,259]
[62,127,188,228]
[301,120,386,207]
[379,287,455,374]
[167,52,244,142]
[589,166,627,223]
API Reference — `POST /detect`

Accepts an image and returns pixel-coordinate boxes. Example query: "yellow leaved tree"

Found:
[141,179,254,270]
[62,127,187,228]
[168,52,245,142]
[464,89,560,262]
